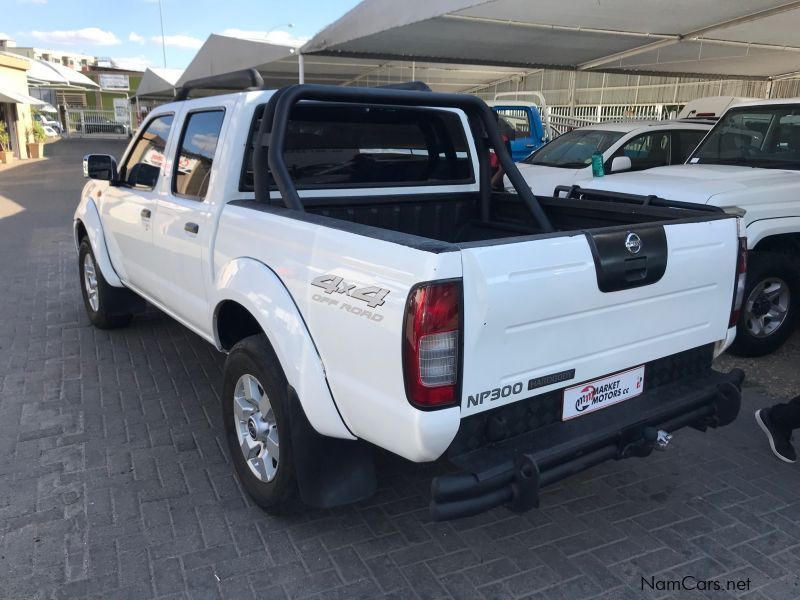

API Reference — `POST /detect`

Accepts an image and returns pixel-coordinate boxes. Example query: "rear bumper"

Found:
[430,367,744,521]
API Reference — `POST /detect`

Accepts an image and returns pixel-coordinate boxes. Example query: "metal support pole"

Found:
[298,53,305,84]
[158,0,167,68]
[568,70,576,117]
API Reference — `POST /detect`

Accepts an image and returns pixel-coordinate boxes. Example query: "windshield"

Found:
[521,129,625,168]
[691,105,800,170]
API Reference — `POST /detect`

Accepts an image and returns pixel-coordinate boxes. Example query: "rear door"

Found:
[150,107,227,331]
[459,217,738,416]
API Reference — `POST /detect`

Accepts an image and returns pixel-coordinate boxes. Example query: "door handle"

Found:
[140,208,151,219]
[184,222,199,234]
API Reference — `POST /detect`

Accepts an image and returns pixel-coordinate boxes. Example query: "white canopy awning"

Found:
[302,0,800,79]
[177,33,530,92]
[176,34,296,88]
[0,87,46,105]
[27,59,99,88]
[135,67,184,98]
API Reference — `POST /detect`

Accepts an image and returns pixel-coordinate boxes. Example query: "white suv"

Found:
[514,120,713,196]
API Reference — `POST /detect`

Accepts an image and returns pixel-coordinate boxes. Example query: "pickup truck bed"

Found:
[75,80,745,520]
[241,190,716,245]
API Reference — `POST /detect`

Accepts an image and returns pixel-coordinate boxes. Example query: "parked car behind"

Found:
[566,99,800,357]
[512,120,713,196]
[33,112,62,134]
[75,115,128,135]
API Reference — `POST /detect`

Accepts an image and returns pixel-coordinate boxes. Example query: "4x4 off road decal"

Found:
[311,274,389,322]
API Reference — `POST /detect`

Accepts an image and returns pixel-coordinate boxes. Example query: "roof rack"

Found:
[176,68,264,101]
[374,81,431,92]
[176,70,432,101]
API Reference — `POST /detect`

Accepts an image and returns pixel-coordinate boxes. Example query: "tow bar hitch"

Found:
[655,429,672,451]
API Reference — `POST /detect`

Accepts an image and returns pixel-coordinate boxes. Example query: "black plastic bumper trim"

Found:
[430,368,744,522]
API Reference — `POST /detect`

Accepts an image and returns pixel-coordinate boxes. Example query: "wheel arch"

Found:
[751,231,800,259]
[746,217,800,256]
[73,195,124,287]
[212,257,354,441]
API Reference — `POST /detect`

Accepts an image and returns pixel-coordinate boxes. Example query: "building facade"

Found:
[0,52,33,159]
[0,38,96,71]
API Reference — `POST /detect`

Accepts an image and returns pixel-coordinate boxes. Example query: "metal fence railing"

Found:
[65,109,130,138]
[549,103,676,123]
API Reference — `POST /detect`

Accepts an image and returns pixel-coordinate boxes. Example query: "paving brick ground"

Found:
[1,139,799,600]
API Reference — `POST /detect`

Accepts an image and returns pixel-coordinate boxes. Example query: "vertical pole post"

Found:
[568,70,576,117]
[412,60,415,81]
[298,52,305,84]
[158,0,167,68]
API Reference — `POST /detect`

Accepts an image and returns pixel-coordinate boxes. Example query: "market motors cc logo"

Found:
[575,385,596,412]
[625,232,643,254]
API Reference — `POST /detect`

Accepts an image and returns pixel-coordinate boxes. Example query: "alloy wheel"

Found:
[743,277,790,338]
[233,374,280,482]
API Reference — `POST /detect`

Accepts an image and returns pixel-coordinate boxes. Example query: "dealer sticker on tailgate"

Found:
[562,366,645,420]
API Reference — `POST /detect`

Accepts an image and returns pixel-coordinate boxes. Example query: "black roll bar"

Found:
[253,84,555,233]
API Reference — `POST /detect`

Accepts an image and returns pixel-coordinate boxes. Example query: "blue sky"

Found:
[0,0,362,70]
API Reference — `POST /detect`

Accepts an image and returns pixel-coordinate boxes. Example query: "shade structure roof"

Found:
[26,59,99,88]
[302,0,800,79]
[176,33,530,92]
[135,67,184,98]
[176,34,296,88]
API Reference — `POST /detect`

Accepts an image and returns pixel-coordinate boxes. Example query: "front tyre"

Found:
[222,334,298,513]
[78,239,133,329]
[730,251,799,357]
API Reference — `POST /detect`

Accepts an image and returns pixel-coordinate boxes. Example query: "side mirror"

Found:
[609,155,632,173]
[83,154,118,183]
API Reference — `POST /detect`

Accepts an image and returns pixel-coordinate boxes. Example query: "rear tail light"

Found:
[403,280,462,409]
[729,237,748,327]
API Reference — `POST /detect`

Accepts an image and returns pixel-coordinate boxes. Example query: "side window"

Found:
[675,130,706,163]
[618,131,671,170]
[495,108,531,140]
[173,110,225,200]
[120,114,174,190]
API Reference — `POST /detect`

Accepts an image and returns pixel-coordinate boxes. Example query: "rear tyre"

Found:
[78,239,133,329]
[729,251,799,357]
[222,334,298,513]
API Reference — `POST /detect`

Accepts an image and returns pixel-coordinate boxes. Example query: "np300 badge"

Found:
[625,232,643,254]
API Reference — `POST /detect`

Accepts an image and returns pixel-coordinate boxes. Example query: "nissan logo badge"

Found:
[625,232,643,254]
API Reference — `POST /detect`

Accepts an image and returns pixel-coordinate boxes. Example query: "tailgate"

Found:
[459,218,738,416]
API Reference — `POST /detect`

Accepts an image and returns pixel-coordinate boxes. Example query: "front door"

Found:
[100,113,174,292]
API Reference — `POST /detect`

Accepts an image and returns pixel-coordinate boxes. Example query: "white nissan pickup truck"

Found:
[74,73,745,520]
[565,99,800,357]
